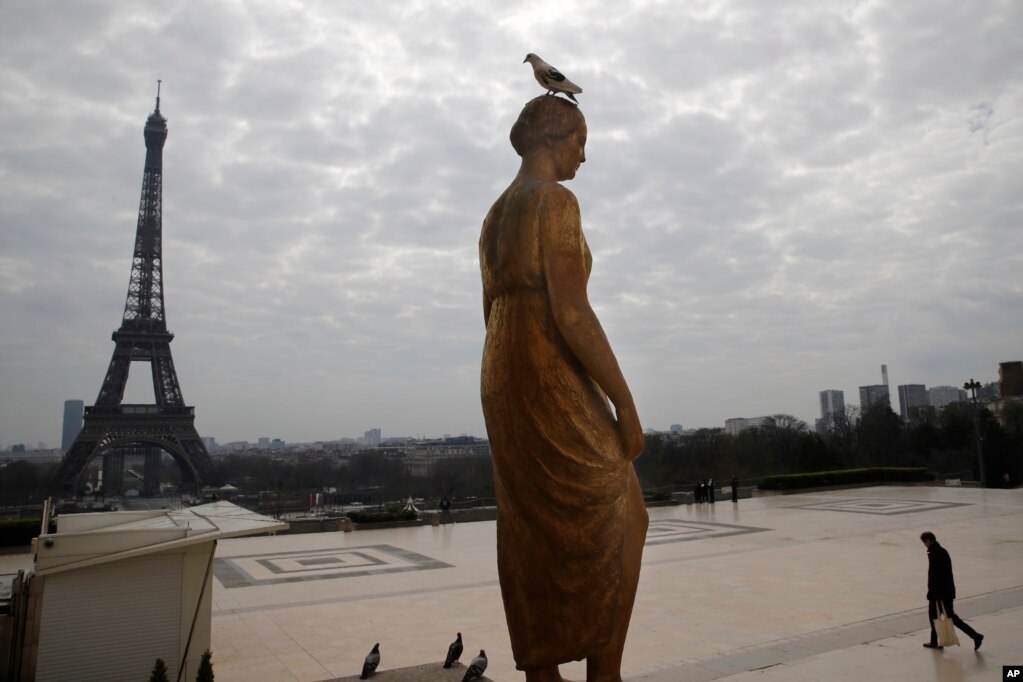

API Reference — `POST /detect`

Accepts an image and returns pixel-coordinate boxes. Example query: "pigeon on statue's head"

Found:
[461,649,488,682]
[444,632,463,668]
[524,53,582,103]
[360,643,380,679]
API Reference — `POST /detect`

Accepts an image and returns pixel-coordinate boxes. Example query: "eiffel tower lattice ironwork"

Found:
[56,88,222,495]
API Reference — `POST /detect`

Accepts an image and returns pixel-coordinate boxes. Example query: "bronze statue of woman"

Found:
[479,96,648,682]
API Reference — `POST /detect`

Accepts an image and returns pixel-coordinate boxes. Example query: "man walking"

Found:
[920,531,983,650]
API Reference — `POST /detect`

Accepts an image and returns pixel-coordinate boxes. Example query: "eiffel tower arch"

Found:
[56,86,222,497]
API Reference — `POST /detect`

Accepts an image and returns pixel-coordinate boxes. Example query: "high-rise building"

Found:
[61,399,85,454]
[999,361,1023,397]
[897,384,929,420]
[928,386,966,408]
[817,390,845,431]
[859,385,890,410]
[978,382,999,398]
[819,390,845,418]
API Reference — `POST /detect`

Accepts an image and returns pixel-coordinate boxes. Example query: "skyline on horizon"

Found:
[16,360,1010,450]
[1,2,1021,449]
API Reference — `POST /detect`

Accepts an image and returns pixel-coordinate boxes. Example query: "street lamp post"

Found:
[963,379,987,487]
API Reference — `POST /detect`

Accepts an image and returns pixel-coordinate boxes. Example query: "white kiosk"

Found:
[16,501,285,682]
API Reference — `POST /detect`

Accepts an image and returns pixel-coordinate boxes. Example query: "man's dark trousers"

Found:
[928,598,979,645]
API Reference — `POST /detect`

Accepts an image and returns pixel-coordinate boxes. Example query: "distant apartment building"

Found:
[999,361,1023,397]
[897,384,929,420]
[401,436,491,477]
[258,437,271,449]
[0,447,61,464]
[724,417,769,436]
[669,424,684,434]
[859,384,890,411]
[928,385,967,408]
[362,428,382,447]
[61,399,85,453]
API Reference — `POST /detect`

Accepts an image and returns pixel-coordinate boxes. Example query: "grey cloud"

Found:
[1,0,1020,444]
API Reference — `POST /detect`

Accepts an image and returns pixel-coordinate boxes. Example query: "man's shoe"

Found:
[974,634,984,651]
[923,643,943,649]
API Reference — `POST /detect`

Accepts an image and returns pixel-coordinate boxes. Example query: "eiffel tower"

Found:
[56,86,222,496]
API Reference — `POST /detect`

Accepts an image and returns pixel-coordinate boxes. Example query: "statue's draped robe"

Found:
[480,181,643,669]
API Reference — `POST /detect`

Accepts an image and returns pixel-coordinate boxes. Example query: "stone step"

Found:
[325,660,495,682]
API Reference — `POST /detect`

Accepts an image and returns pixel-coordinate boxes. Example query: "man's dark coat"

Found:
[927,542,956,601]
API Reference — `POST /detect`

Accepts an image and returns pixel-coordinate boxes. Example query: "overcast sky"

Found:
[1,0,1020,448]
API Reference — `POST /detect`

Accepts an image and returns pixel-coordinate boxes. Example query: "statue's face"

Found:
[554,124,587,181]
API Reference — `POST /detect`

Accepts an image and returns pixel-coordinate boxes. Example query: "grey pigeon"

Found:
[524,53,582,103]
[461,649,488,682]
[360,643,380,679]
[444,632,463,668]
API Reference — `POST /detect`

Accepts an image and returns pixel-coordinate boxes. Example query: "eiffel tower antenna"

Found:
[56,93,221,497]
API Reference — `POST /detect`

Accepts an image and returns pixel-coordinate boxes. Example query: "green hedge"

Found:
[345,508,418,524]
[0,517,42,547]
[759,467,933,491]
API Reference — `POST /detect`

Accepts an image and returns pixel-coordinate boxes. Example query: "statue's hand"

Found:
[616,403,644,461]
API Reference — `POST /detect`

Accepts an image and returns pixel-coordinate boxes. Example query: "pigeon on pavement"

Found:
[461,649,488,682]
[524,53,582,103]
[360,643,380,679]
[444,632,463,668]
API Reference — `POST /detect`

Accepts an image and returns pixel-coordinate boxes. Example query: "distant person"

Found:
[707,477,715,504]
[731,476,739,503]
[440,496,454,524]
[919,531,983,650]
[693,480,702,504]
[699,479,707,503]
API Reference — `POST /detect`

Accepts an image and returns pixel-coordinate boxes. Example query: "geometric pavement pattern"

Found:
[791,498,970,516]
[644,519,769,546]
[214,544,452,588]
[214,522,773,587]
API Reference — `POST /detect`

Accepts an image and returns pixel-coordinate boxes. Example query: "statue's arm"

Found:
[480,212,496,328]
[540,187,644,460]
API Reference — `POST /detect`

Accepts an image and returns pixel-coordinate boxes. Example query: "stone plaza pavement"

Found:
[204,486,1023,681]
[2,485,1017,680]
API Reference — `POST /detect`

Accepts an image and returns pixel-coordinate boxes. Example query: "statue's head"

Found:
[511,96,585,155]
